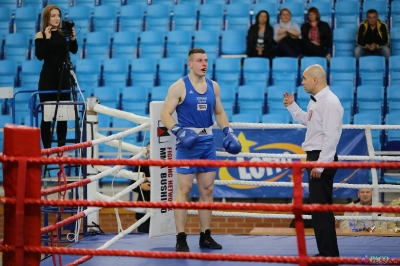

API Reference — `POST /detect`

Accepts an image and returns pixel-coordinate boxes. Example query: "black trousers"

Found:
[301,40,328,57]
[306,150,340,257]
[136,213,150,233]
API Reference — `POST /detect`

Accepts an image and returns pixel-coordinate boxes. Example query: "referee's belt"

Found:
[186,126,213,136]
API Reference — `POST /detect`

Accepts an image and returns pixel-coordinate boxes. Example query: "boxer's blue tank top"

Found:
[176,76,215,128]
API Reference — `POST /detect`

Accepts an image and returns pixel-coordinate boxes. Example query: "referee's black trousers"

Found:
[306,150,340,257]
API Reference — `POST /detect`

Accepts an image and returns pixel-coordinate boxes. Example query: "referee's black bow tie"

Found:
[310,95,317,102]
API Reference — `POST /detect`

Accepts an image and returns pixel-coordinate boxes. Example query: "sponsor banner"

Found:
[149,101,178,238]
[190,129,368,198]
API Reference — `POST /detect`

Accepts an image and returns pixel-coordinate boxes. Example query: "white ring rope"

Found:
[225,122,400,130]
[91,123,150,147]
[186,210,400,222]
[93,103,150,125]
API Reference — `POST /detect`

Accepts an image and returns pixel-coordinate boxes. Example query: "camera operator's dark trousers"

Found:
[306,150,339,258]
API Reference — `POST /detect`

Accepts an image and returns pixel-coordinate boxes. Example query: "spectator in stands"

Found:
[386,197,400,233]
[340,188,387,230]
[301,7,332,61]
[273,8,301,58]
[133,142,151,233]
[246,10,274,60]
[354,9,390,61]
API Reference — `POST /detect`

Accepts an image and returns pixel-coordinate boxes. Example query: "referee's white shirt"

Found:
[287,86,344,172]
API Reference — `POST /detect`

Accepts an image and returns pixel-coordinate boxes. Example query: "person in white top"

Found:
[283,64,343,261]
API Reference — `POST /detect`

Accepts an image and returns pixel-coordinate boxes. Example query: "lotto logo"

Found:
[197,104,207,111]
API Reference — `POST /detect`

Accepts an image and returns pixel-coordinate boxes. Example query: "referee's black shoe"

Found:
[176,232,190,252]
[199,229,222,249]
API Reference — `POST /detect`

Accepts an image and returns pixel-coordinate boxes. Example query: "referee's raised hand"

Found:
[282,92,294,107]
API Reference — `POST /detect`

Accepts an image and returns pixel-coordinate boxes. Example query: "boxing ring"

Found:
[1,98,400,266]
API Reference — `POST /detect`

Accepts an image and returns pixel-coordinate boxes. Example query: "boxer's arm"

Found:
[213,81,230,130]
[161,81,184,130]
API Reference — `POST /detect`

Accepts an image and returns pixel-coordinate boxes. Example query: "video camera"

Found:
[61,20,75,37]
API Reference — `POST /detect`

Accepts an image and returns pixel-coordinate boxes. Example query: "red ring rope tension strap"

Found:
[3,124,42,266]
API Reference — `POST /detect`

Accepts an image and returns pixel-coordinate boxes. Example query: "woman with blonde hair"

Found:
[273,8,301,57]
[35,5,78,148]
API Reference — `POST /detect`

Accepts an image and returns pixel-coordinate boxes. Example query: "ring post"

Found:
[3,124,41,266]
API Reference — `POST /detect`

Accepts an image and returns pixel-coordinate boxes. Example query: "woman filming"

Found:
[35,5,78,148]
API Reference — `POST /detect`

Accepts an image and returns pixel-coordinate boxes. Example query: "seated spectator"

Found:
[133,142,151,233]
[354,9,390,60]
[273,8,301,58]
[246,10,274,60]
[340,188,387,230]
[386,198,400,233]
[301,7,332,61]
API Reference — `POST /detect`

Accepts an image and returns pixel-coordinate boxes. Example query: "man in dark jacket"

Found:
[354,9,390,60]
[301,7,332,60]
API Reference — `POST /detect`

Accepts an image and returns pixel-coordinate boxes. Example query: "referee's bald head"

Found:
[304,64,326,81]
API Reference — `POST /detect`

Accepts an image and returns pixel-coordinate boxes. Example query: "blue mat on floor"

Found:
[41,233,400,266]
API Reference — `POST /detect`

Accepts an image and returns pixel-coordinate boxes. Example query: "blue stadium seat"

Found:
[121,86,148,115]
[150,86,169,101]
[272,57,298,87]
[389,55,400,85]
[172,3,197,31]
[356,85,384,117]
[103,58,130,87]
[386,85,400,114]
[243,57,270,87]
[119,5,144,32]
[225,3,251,31]
[267,85,294,114]
[203,0,227,5]
[47,0,72,12]
[219,83,236,121]
[101,0,123,7]
[333,28,356,57]
[391,27,400,56]
[231,113,260,123]
[306,2,332,27]
[166,30,192,59]
[0,7,12,38]
[353,112,382,151]
[385,112,400,142]
[329,85,354,124]
[391,1,400,28]
[300,57,328,74]
[329,56,356,88]
[334,1,359,29]
[362,1,388,24]
[92,86,119,108]
[214,58,242,91]
[139,30,165,60]
[1,0,18,13]
[152,0,176,10]
[93,5,118,33]
[146,4,171,32]
[84,31,111,61]
[158,57,185,86]
[13,87,35,121]
[112,31,138,60]
[279,3,305,25]
[252,3,278,25]
[74,0,97,9]
[261,113,291,124]
[20,60,42,88]
[125,0,148,9]
[193,30,220,59]
[14,6,39,35]
[199,4,224,31]
[66,6,92,36]
[221,30,246,55]
[21,0,43,9]
[4,33,30,63]
[359,56,386,86]
[238,85,265,117]
[0,60,18,87]
[131,58,157,91]
[75,59,101,89]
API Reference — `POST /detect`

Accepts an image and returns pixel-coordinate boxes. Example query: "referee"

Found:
[283,65,343,262]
